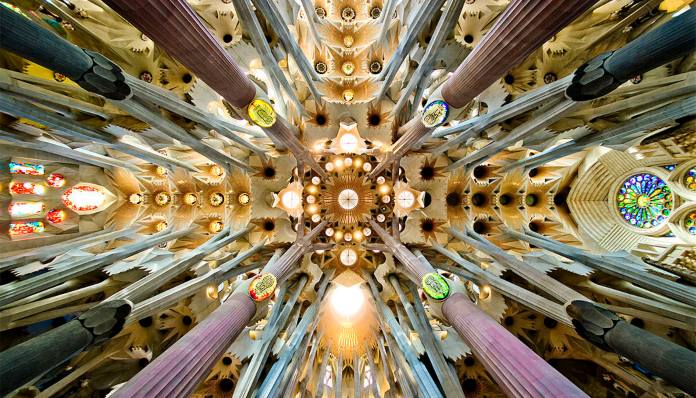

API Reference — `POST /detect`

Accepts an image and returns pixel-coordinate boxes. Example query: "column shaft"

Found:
[441,0,597,108]
[111,293,256,398]
[442,293,587,397]
[102,0,255,108]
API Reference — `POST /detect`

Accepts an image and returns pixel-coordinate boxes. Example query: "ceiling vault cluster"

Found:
[0,0,695,397]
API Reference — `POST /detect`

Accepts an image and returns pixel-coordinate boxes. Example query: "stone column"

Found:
[264,221,327,279]
[568,301,696,396]
[372,222,587,397]
[0,300,132,396]
[0,6,130,100]
[506,228,696,307]
[103,0,326,175]
[102,0,255,108]
[112,224,324,397]
[371,0,596,176]
[369,221,431,281]
[443,293,588,397]
[110,293,255,398]
[567,8,696,100]
[441,0,597,108]
[263,120,328,178]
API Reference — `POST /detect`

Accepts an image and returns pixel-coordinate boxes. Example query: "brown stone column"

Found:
[103,0,326,174]
[372,0,598,177]
[102,0,255,108]
[441,0,598,108]
[111,223,325,397]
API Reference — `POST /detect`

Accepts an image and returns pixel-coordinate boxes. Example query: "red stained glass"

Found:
[62,184,105,212]
[9,221,45,236]
[9,181,46,195]
[47,173,66,188]
[46,209,67,224]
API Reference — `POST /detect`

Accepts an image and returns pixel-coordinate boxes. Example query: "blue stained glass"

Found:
[616,173,673,229]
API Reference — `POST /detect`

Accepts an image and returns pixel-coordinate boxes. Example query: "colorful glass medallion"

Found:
[616,173,673,229]
[9,221,45,236]
[208,220,224,233]
[422,272,450,300]
[9,161,44,176]
[247,99,276,128]
[421,100,450,128]
[685,168,696,191]
[9,201,45,218]
[248,273,277,302]
[686,211,696,235]
[47,173,66,188]
[62,184,106,212]
[9,181,46,196]
[46,209,67,224]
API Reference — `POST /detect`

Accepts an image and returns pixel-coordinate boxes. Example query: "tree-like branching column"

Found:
[567,301,696,396]
[0,300,132,396]
[111,223,326,398]
[566,8,696,101]
[370,0,598,177]
[101,0,326,176]
[369,221,588,397]
[0,6,130,100]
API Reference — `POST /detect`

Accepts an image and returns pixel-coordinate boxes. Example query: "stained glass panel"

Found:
[616,173,673,229]
[47,173,66,188]
[8,201,46,218]
[62,184,106,212]
[46,209,67,224]
[9,181,46,196]
[9,221,45,236]
[685,168,695,192]
[686,211,696,235]
[9,162,44,176]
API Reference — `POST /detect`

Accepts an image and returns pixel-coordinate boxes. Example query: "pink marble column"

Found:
[112,223,327,397]
[111,292,256,398]
[103,0,255,108]
[441,0,597,108]
[371,0,597,177]
[371,219,586,396]
[442,293,588,398]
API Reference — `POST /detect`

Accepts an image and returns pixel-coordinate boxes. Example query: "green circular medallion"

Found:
[421,272,450,300]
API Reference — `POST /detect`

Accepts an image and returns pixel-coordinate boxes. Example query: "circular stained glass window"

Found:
[616,173,673,229]
[685,211,696,235]
[684,168,695,191]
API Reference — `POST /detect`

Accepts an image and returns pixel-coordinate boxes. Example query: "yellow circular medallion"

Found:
[248,273,277,302]
[421,100,450,128]
[247,99,276,128]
